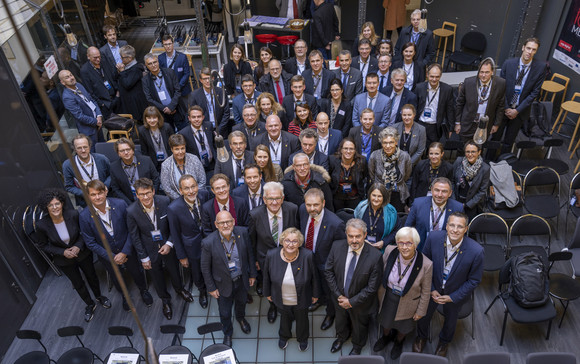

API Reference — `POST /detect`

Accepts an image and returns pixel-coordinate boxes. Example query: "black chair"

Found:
[527,352,577,364]
[443,139,463,160]
[484,259,556,346]
[464,352,510,364]
[56,326,103,364]
[198,322,240,364]
[547,251,580,327]
[486,171,524,221]
[338,355,385,364]
[446,31,486,71]
[14,330,55,364]
[335,208,354,224]
[566,172,580,239]
[436,291,475,339]
[567,217,580,278]
[541,138,569,175]
[469,213,509,272]
[158,325,196,364]
[103,326,143,363]
[508,214,551,264]
[400,352,449,364]
[95,142,142,161]
[522,167,560,234]
[511,139,568,177]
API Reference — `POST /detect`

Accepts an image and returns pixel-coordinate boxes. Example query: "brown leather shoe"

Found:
[412,337,427,353]
[434,342,448,357]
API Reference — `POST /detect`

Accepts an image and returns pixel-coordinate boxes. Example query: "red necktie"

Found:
[275,81,284,103]
[292,0,299,18]
[305,217,315,250]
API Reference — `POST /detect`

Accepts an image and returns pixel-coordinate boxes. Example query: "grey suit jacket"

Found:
[99,40,128,72]
[214,151,255,190]
[393,121,427,165]
[333,68,363,101]
[352,92,392,127]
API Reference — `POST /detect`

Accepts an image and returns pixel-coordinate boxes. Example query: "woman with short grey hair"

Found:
[117,45,148,121]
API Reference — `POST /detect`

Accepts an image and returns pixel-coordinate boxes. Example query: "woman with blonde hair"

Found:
[256,92,286,124]
[352,22,379,56]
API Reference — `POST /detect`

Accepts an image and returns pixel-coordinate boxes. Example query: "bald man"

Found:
[80,46,120,119]
[60,70,104,149]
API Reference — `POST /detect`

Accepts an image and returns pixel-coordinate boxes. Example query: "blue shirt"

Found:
[108,43,122,64]
[154,72,172,106]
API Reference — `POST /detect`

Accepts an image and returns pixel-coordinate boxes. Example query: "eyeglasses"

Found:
[216,220,234,226]
[284,240,300,246]
[397,241,414,248]
[137,191,153,198]
[264,197,283,202]
[48,202,62,209]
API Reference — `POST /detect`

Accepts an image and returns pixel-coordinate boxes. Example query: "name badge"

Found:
[423,108,432,118]
[228,261,236,273]
[392,284,403,296]
[158,91,167,101]
[367,235,376,244]
[342,183,352,193]
[104,80,112,90]
[177,67,183,72]
[477,104,486,115]
[151,230,163,241]
[156,151,165,161]
[443,267,451,280]
[237,177,245,186]
[338,109,345,116]
[200,150,210,166]
[272,157,281,165]
[361,152,368,159]
[514,85,522,95]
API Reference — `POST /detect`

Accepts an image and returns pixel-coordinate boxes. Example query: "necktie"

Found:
[380,75,385,90]
[433,207,441,231]
[250,194,256,209]
[246,98,252,104]
[305,217,315,250]
[222,204,228,211]
[342,73,348,89]
[235,159,243,182]
[368,97,375,109]
[198,131,206,150]
[192,202,201,225]
[481,85,489,100]
[292,0,299,18]
[510,65,528,106]
[275,81,284,103]
[272,215,279,245]
[344,251,357,296]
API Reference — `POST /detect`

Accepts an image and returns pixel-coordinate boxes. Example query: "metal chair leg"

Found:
[559,300,570,328]
[485,295,499,314]
[546,319,553,339]
[500,311,508,345]
[471,311,475,340]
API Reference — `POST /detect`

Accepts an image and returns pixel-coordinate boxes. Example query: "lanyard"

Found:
[193,130,206,149]
[221,236,237,260]
[154,75,164,90]
[93,66,105,78]
[270,140,280,158]
[426,86,440,107]
[477,80,492,103]
[341,163,353,181]
[404,63,413,76]
[76,155,95,180]
[99,210,113,231]
[142,205,158,230]
[313,73,322,94]
[430,204,445,230]
[151,130,162,148]
[361,132,372,150]
[319,138,328,154]
[368,207,383,233]
[444,243,460,266]
[123,162,137,184]
[516,64,530,83]
[175,156,186,175]
[397,252,416,283]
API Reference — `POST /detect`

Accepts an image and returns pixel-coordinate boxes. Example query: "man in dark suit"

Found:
[276,0,306,18]
[179,105,217,174]
[80,47,119,120]
[232,104,266,143]
[251,114,300,172]
[188,67,230,137]
[494,37,547,153]
[348,108,383,160]
[127,178,194,320]
[334,50,363,102]
[63,134,111,207]
[284,39,311,76]
[413,212,484,357]
[232,75,261,126]
[80,180,153,312]
[299,188,346,330]
[168,174,212,309]
[311,0,340,59]
[99,25,128,74]
[455,58,506,142]
[258,59,291,104]
[415,63,456,146]
[393,9,436,66]
[281,75,320,128]
[201,174,251,235]
[303,50,335,99]
[405,177,464,251]
[316,112,342,156]
[215,131,254,190]
[60,70,104,147]
[325,218,383,355]
[377,54,393,95]
[249,181,299,322]
[232,164,264,210]
[384,68,418,125]
[142,53,184,130]
[201,211,258,346]
[288,128,330,170]
[110,138,159,204]
[159,35,192,104]
[352,39,379,89]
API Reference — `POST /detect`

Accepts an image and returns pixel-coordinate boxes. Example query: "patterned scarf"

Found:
[462,156,483,181]
[295,171,311,191]
[381,148,400,186]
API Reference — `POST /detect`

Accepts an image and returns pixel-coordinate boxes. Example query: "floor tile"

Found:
[231,338,258,363]
[310,304,330,316]
[245,295,262,316]
[257,338,285,363]
[311,315,336,338]
[182,339,203,357]
[207,297,220,317]
[313,337,345,362]
[184,316,207,339]
[284,338,313,362]
[257,316,279,338]
[232,316,259,338]
[187,300,210,316]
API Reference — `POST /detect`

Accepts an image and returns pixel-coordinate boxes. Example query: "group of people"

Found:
[33,8,550,360]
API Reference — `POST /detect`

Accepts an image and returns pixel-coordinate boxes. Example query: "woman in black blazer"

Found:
[319,79,353,137]
[263,228,320,351]
[223,44,253,96]
[138,106,173,171]
[35,189,110,322]
[117,45,149,122]
[329,137,368,210]
[410,142,454,203]
[391,42,425,92]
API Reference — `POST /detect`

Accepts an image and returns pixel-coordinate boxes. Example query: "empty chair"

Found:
[446,31,487,71]
[527,352,577,364]
[400,352,449,364]
[566,173,580,238]
[522,167,560,235]
[335,208,354,224]
[198,322,241,364]
[509,214,551,264]
[464,352,510,364]
[56,326,103,364]
[338,355,385,364]
[469,213,509,271]
[568,217,580,278]
[158,325,196,364]
[547,251,580,327]
[103,326,142,363]
[484,259,556,345]
[14,330,53,364]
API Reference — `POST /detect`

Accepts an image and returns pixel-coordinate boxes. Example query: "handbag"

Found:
[103,113,135,131]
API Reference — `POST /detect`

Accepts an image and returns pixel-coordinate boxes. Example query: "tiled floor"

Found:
[181,292,371,363]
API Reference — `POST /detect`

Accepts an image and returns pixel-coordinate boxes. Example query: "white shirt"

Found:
[76,155,100,183]
[248,185,262,208]
[344,243,364,288]
[281,262,298,305]
[267,208,283,245]
[305,209,325,252]
[218,198,230,212]
[318,133,329,155]
[442,236,463,288]
[191,126,212,159]
[95,200,113,235]
[420,84,440,124]
[296,59,306,75]
[269,135,282,165]
[54,221,70,245]
[403,63,414,89]
[430,200,446,232]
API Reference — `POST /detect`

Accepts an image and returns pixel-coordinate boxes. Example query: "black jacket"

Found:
[110,154,160,204]
[311,2,339,48]
[258,71,292,104]
[319,98,353,137]
[391,60,425,92]
[187,87,230,137]
[284,57,311,76]
[138,123,173,171]
[329,155,367,200]
[79,62,118,116]
[410,159,454,202]
[223,60,253,95]
[117,63,149,121]
[394,27,436,67]
[126,195,171,263]
[303,68,336,99]
[281,164,335,211]
[414,81,456,135]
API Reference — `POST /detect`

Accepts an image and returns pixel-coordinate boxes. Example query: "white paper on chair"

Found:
[107,353,139,364]
[202,348,236,364]
[159,353,190,364]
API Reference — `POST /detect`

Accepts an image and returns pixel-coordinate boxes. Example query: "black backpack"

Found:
[508,252,549,308]
[523,101,552,139]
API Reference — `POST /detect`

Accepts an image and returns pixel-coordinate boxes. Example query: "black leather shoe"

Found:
[320,315,334,330]
[373,330,396,352]
[349,346,362,355]
[413,337,427,353]
[141,290,153,307]
[308,301,322,312]
[246,293,253,304]
[223,335,232,347]
[162,302,173,320]
[330,338,344,353]
[84,304,96,322]
[267,303,277,323]
[96,296,112,309]
[434,342,449,357]
[390,338,405,360]
[256,284,263,297]
[278,338,288,350]
[199,291,208,309]
[177,289,194,303]
[299,340,309,352]
[122,298,131,312]
[237,318,251,334]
